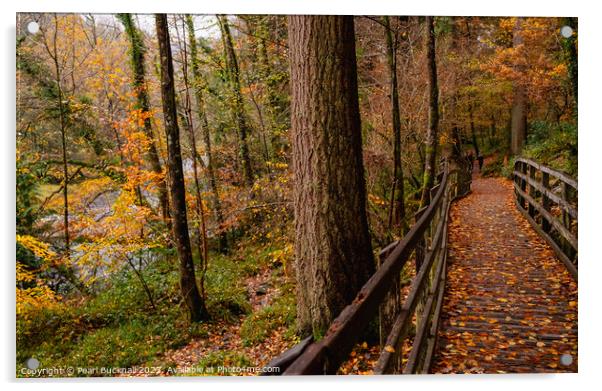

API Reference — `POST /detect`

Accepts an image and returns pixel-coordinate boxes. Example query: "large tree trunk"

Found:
[420,16,440,208]
[155,14,208,322]
[218,15,254,186]
[288,15,375,338]
[511,18,527,155]
[511,88,527,154]
[117,14,170,222]
[185,15,228,251]
[383,16,406,234]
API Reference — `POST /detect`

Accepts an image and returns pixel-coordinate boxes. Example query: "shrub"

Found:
[523,121,577,177]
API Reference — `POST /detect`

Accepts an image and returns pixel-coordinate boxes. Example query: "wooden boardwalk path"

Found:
[430,173,578,374]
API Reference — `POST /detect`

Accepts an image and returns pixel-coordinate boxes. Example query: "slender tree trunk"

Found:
[56,66,70,256]
[125,255,156,311]
[562,17,578,108]
[48,15,71,257]
[58,90,69,255]
[449,96,464,161]
[32,15,89,294]
[505,109,513,158]
[218,15,254,185]
[243,16,282,160]
[155,14,208,322]
[420,16,440,208]
[489,114,497,147]
[468,100,480,157]
[380,16,405,341]
[288,15,375,338]
[511,86,527,154]
[511,18,527,155]
[175,16,209,301]
[247,82,272,164]
[383,16,406,234]
[117,14,170,222]
[411,131,425,170]
[256,17,284,159]
[185,15,228,252]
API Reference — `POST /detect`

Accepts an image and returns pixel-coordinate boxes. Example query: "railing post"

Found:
[562,182,572,231]
[561,181,573,257]
[378,249,401,349]
[542,172,551,233]
[520,161,528,209]
[454,172,459,198]
[413,202,433,345]
[528,164,536,218]
[514,160,524,208]
[414,207,427,273]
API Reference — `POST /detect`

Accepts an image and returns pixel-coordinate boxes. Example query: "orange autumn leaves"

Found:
[431,177,577,374]
[482,18,570,112]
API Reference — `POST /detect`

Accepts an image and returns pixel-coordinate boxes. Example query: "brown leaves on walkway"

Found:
[337,342,381,375]
[431,177,577,374]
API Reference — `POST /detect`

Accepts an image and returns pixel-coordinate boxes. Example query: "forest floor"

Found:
[430,167,578,374]
[146,265,297,376]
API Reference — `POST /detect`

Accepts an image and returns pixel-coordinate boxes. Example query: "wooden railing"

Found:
[264,158,471,375]
[513,158,578,279]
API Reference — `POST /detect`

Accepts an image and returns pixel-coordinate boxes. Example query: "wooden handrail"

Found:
[374,187,452,374]
[513,158,578,280]
[267,159,471,375]
[513,171,577,219]
[515,157,577,190]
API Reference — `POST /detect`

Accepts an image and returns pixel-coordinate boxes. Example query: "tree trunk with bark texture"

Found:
[117,14,170,222]
[420,16,440,208]
[511,18,527,155]
[288,15,375,338]
[155,14,208,322]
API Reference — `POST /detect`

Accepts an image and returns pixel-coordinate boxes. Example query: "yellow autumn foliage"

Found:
[16,236,58,316]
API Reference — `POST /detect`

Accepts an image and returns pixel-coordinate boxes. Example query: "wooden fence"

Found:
[512,157,578,279]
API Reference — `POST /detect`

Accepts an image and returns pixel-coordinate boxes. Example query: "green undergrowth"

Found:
[522,121,577,177]
[194,351,253,376]
[477,121,577,179]
[17,253,205,375]
[17,238,295,377]
[481,155,506,178]
[239,281,297,346]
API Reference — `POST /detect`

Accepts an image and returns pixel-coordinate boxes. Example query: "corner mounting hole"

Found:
[26,357,40,370]
[560,25,573,38]
[27,21,40,34]
[560,353,573,366]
